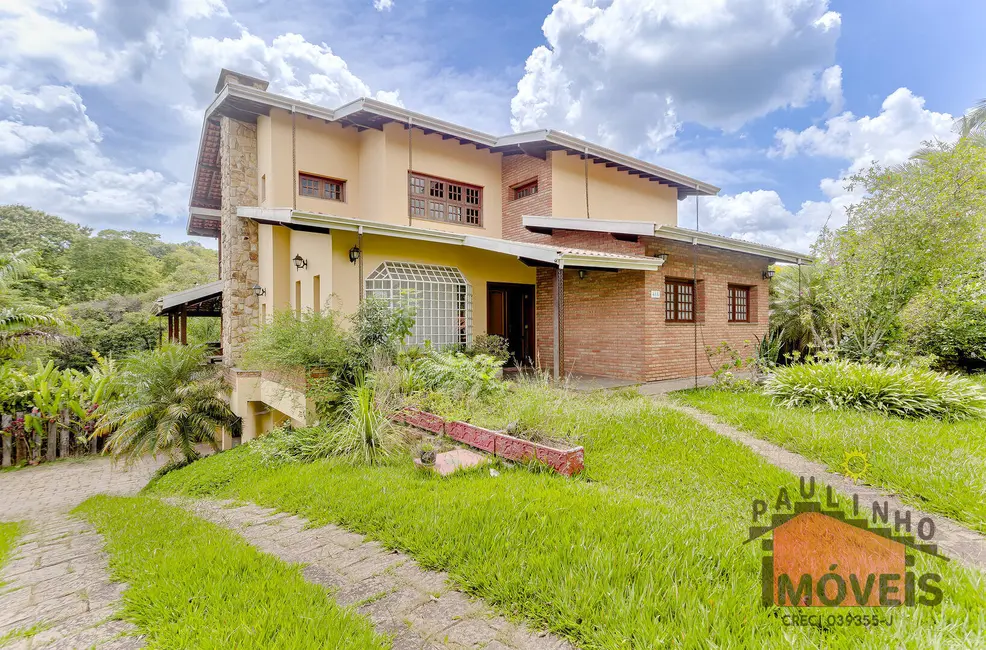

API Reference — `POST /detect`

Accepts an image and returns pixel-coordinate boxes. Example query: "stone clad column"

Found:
[220,116,260,366]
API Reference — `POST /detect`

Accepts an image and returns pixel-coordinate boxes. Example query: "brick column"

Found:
[220,116,259,366]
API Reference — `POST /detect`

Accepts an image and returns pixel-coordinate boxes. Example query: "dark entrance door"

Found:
[487,283,535,366]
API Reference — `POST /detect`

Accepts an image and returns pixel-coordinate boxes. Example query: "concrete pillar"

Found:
[220,116,260,366]
[241,402,259,443]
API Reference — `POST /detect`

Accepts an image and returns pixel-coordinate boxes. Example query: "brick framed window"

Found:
[728,285,750,322]
[665,279,695,322]
[409,172,483,227]
[512,179,538,200]
[298,173,346,202]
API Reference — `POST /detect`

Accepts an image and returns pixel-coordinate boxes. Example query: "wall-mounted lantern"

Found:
[349,245,362,265]
[578,269,588,280]
[293,254,308,270]
[654,253,669,263]
[763,269,776,280]
[252,284,266,297]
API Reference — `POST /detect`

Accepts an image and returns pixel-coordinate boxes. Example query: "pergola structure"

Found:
[155,281,223,346]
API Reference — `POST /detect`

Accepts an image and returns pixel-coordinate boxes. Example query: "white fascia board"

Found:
[654,225,812,264]
[462,235,557,264]
[358,98,499,146]
[522,215,656,237]
[226,84,338,122]
[190,207,221,221]
[559,254,664,271]
[245,208,468,246]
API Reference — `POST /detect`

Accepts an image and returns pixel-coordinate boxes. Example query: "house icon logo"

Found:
[748,478,946,609]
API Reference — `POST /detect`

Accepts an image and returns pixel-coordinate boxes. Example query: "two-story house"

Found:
[163,69,809,445]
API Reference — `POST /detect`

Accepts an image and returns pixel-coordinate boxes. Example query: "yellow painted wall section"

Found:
[329,230,536,336]
[551,151,678,225]
[257,224,292,320]
[267,109,361,218]
[256,116,272,207]
[289,229,332,313]
[382,123,504,238]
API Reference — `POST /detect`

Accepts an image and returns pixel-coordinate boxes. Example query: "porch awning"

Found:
[521,215,813,264]
[238,207,667,272]
[156,280,223,316]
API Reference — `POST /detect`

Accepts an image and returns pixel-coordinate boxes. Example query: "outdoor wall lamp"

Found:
[293,254,308,270]
[252,284,266,297]
[654,253,669,263]
[349,245,362,265]
[578,269,588,280]
[763,269,776,280]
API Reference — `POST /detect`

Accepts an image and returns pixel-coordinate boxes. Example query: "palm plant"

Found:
[96,344,233,464]
[0,252,65,357]
[768,264,834,357]
[955,98,986,136]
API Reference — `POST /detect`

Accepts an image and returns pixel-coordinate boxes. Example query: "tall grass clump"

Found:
[765,361,986,420]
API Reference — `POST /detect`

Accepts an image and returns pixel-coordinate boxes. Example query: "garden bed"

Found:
[393,407,584,476]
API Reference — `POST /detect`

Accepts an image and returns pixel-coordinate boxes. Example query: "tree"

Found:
[815,137,986,361]
[53,296,160,370]
[0,205,88,305]
[956,98,986,136]
[96,344,233,464]
[768,263,832,356]
[66,232,163,301]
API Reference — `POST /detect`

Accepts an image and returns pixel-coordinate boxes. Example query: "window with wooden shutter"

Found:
[298,173,346,202]
[728,285,750,322]
[409,172,483,227]
[665,279,695,322]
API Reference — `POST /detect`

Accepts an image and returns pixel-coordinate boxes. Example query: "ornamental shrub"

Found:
[764,361,986,421]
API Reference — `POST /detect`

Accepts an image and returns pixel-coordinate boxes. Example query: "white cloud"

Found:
[685,88,958,253]
[183,31,401,108]
[512,0,843,154]
[373,0,394,11]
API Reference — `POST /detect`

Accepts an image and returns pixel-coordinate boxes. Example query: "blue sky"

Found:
[0,0,982,252]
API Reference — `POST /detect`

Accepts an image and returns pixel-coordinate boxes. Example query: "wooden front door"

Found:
[487,283,535,365]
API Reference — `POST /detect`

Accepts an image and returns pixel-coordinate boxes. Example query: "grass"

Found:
[0,622,49,647]
[74,496,388,649]
[676,388,986,534]
[149,384,986,649]
[0,520,22,586]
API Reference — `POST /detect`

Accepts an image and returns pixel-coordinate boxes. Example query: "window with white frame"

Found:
[365,262,471,347]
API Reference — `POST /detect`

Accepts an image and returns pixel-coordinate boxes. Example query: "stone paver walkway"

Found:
[177,498,574,650]
[0,456,164,649]
[662,399,986,572]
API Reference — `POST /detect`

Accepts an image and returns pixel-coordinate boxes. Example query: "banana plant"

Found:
[65,353,119,443]
[21,361,67,462]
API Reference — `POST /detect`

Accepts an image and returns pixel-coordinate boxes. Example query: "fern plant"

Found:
[412,351,505,398]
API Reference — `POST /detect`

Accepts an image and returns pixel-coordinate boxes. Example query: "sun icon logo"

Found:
[842,450,870,483]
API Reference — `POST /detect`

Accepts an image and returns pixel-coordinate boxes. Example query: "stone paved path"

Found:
[176,498,574,650]
[0,456,163,649]
[662,399,986,572]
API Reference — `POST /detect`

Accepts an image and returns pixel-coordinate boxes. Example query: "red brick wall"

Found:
[501,155,551,242]
[533,239,771,382]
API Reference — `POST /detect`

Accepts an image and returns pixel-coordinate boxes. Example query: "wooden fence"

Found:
[1,410,100,468]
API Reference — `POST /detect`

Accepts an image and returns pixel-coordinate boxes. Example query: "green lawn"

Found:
[676,388,986,534]
[75,496,387,650]
[148,385,986,649]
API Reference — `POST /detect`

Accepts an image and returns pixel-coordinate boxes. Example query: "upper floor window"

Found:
[299,173,346,202]
[728,285,750,322]
[512,179,538,200]
[666,279,695,322]
[409,172,482,227]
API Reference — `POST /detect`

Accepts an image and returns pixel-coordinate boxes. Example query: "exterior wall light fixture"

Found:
[578,269,588,280]
[252,284,266,297]
[293,254,308,270]
[654,253,669,263]
[763,269,776,280]
[349,245,362,265]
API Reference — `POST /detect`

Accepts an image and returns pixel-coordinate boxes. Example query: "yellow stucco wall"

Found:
[381,123,504,238]
[550,151,678,225]
[257,223,291,320]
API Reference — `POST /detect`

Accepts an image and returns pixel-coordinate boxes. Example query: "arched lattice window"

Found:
[365,262,472,347]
